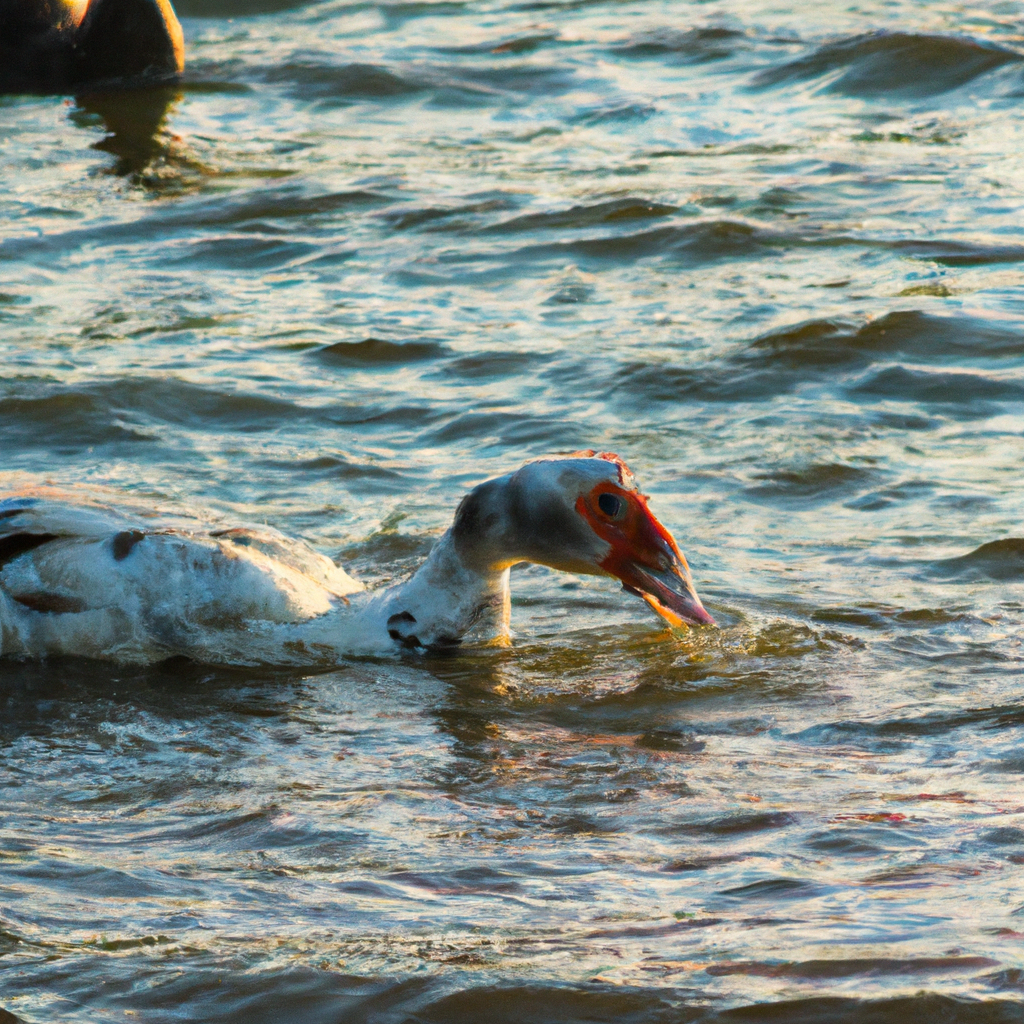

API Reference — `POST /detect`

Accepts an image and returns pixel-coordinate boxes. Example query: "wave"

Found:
[6,970,1019,1024]
[752,31,1022,97]
[438,32,559,55]
[888,238,1024,267]
[486,198,678,233]
[314,338,448,365]
[717,877,820,900]
[0,380,315,452]
[383,195,520,233]
[612,26,745,63]
[930,538,1024,581]
[743,464,876,507]
[790,702,1024,745]
[169,235,317,270]
[708,956,998,978]
[174,0,312,14]
[848,366,1024,408]
[514,219,784,265]
[263,60,425,103]
[748,311,1024,368]
[606,310,1024,410]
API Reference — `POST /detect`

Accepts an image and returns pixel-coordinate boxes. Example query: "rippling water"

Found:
[3,0,1024,1020]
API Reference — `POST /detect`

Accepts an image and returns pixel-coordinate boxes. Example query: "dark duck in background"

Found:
[0,0,183,93]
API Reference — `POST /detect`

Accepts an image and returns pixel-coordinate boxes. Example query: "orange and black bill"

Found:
[578,482,716,628]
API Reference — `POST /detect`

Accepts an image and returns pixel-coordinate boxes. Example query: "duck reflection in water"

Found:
[1,0,188,181]
[72,86,184,180]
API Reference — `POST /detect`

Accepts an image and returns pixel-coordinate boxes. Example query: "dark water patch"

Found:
[662,853,746,872]
[377,2,469,29]
[511,219,785,267]
[437,350,541,379]
[663,811,799,838]
[749,186,807,214]
[544,280,593,304]
[409,983,691,1024]
[648,142,797,158]
[486,198,678,234]
[930,539,1024,582]
[986,753,1024,774]
[744,464,875,506]
[719,994,1024,1023]
[259,454,407,486]
[635,728,705,752]
[889,238,1024,267]
[848,366,1024,408]
[745,311,1024,370]
[314,337,448,366]
[607,311,1024,408]
[184,188,390,228]
[174,0,313,14]
[386,865,525,896]
[613,27,745,63]
[583,918,724,941]
[0,961,439,1024]
[425,410,579,447]
[70,88,183,184]
[718,877,818,899]
[327,402,440,429]
[0,379,319,445]
[0,391,157,451]
[6,858,166,898]
[790,702,1024,746]
[870,410,938,430]
[440,33,560,55]
[572,102,657,125]
[845,478,935,512]
[0,190,387,265]
[804,829,885,855]
[986,970,1024,993]
[383,195,520,232]
[709,956,998,978]
[751,31,1022,97]
[810,607,890,629]
[144,807,274,844]
[170,236,317,270]
[982,828,1024,846]
[94,378,311,429]
[436,60,576,97]
[263,60,425,104]
[179,80,255,95]
[862,862,985,887]
[2,942,1024,1023]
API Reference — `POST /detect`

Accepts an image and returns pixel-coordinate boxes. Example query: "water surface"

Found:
[2,0,1024,1019]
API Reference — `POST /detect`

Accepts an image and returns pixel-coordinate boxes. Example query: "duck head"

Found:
[451,451,715,628]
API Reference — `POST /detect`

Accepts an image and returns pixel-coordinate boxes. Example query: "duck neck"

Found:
[376,529,511,649]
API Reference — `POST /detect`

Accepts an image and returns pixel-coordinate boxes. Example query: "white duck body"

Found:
[0,454,714,665]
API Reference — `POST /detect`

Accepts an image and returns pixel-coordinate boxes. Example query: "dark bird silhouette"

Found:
[0,0,183,93]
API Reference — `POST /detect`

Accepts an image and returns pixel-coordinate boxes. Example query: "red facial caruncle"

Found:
[575,480,715,628]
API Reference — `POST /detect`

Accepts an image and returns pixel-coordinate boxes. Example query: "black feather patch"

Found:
[387,610,420,646]
[0,533,57,569]
[112,530,146,561]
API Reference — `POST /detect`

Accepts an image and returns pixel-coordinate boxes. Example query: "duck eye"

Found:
[597,492,623,518]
